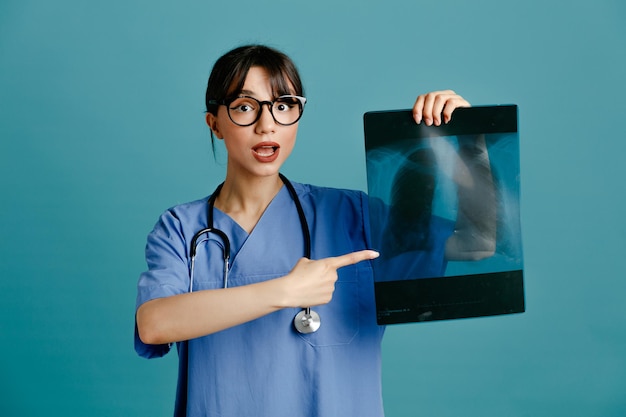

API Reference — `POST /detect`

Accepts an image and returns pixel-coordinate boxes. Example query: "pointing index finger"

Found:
[328,250,380,269]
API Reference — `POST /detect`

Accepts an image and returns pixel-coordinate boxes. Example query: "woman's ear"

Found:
[205,113,223,139]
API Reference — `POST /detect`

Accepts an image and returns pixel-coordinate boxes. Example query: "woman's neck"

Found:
[214,173,284,233]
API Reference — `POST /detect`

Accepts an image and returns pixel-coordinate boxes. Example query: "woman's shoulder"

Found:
[165,195,209,215]
[292,181,366,201]
[154,196,208,222]
[291,181,369,223]
[148,195,210,235]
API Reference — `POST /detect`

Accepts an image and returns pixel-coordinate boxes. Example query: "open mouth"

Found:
[253,145,279,157]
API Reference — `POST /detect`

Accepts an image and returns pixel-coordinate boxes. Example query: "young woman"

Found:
[135,44,492,417]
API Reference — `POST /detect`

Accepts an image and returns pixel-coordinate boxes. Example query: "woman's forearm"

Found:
[136,278,289,345]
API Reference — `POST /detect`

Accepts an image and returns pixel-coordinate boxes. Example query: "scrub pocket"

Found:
[297,264,361,347]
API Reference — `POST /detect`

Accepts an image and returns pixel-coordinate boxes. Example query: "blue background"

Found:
[1,0,625,416]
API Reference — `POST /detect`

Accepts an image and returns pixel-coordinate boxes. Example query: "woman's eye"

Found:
[275,101,295,112]
[231,102,255,113]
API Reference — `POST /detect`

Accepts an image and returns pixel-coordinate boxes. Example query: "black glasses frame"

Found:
[208,95,307,127]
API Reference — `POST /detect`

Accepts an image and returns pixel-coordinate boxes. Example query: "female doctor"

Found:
[135,44,494,417]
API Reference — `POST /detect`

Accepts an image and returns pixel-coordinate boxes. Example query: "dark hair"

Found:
[205,45,304,116]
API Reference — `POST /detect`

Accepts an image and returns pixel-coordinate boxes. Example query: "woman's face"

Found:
[206,66,300,180]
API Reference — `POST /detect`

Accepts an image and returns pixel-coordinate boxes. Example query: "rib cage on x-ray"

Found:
[383,147,437,254]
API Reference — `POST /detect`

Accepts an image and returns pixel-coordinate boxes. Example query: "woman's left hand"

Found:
[412,90,470,126]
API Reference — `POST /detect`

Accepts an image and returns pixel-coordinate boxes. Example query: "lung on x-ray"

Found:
[364,105,524,324]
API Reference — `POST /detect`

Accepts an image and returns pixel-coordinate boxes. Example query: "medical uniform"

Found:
[135,182,448,417]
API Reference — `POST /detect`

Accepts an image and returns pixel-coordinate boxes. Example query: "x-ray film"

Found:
[364,106,524,324]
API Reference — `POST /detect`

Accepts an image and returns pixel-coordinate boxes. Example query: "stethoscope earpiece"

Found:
[189,174,320,334]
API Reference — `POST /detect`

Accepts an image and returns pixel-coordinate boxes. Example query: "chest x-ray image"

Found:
[364,106,524,324]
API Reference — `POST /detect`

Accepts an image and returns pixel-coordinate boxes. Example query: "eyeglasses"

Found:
[208,95,307,127]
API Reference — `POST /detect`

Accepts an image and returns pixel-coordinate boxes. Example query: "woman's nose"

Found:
[255,103,277,133]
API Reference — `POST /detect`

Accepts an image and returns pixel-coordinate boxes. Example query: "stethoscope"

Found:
[188,174,321,334]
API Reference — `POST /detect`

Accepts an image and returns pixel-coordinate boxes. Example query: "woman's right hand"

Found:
[281,250,379,308]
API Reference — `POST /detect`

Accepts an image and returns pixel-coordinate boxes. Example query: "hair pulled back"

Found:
[205,45,304,115]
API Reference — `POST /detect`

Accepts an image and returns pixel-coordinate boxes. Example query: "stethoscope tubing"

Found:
[189,227,230,292]
[187,174,319,333]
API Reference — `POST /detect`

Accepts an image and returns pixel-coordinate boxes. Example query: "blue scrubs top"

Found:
[135,182,447,417]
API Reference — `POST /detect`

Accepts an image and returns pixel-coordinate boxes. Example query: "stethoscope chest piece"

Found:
[294,309,321,334]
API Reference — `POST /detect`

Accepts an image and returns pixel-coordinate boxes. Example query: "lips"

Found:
[252,142,280,163]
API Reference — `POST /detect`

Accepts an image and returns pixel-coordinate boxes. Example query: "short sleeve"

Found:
[134,210,191,359]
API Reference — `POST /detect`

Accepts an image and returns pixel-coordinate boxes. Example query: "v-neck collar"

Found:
[210,185,306,280]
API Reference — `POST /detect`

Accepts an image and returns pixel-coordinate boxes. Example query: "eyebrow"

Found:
[237,89,293,99]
